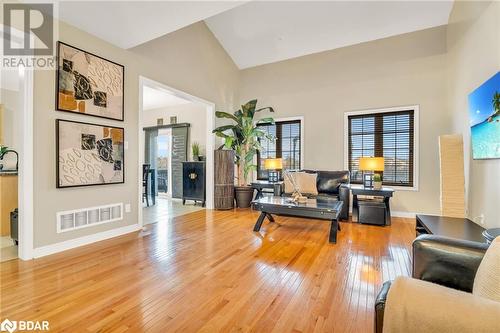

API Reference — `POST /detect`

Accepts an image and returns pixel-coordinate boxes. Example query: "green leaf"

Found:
[255,106,274,113]
[242,100,257,117]
[224,137,234,149]
[213,124,236,133]
[256,117,275,125]
[234,109,243,119]
[215,111,239,123]
[214,132,231,139]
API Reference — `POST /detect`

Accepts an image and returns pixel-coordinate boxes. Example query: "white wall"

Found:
[240,26,449,215]
[143,103,207,159]
[447,1,500,228]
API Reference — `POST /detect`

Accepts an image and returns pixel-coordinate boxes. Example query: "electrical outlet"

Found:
[476,214,485,225]
[125,204,131,213]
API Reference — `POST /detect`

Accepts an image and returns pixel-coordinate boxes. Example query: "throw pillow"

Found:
[284,172,318,195]
[473,236,500,302]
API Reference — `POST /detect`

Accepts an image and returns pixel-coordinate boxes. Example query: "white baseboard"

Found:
[391,211,417,218]
[33,224,141,258]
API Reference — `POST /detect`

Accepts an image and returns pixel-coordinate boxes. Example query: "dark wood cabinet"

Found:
[182,161,206,207]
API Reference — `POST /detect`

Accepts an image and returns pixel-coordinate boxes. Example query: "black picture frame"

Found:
[56,119,125,188]
[55,41,125,121]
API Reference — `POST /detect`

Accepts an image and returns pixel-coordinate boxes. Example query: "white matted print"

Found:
[56,119,125,188]
[56,41,124,121]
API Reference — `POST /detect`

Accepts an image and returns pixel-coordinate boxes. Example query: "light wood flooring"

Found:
[0,209,415,332]
[143,196,205,225]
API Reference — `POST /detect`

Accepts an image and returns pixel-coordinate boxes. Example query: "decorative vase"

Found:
[234,186,254,208]
[373,181,382,190]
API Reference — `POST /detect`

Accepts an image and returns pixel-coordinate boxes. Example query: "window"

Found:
[257,119,302,180]
[346,108,416,188]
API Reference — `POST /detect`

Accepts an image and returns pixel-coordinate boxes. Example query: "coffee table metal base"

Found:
[253,211,341,243]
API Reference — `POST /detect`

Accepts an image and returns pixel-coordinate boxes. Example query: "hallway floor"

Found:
[142,196,205,225]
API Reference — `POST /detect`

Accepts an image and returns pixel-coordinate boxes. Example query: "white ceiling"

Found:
[58,1,245,49]
[143,86,191,110]
[57,1,453,69]
[205,1,454,69]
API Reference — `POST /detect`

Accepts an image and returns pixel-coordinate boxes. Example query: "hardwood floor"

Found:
[0,209,415,332]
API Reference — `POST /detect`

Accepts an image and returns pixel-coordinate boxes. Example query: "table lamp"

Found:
[359,157,384,188]
[264,158,283,182]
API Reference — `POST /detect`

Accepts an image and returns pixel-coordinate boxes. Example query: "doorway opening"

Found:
[138,77,215,227]
[0,25,34,261]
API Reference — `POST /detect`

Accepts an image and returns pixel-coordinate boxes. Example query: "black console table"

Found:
[416,214,486,243]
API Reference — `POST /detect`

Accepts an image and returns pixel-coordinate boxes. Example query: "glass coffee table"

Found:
[251,196,344,243]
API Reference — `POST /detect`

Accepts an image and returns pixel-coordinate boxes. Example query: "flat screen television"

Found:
[468,71,500,159]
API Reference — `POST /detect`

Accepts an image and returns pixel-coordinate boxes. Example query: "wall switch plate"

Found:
[124,141,129,150]
[125,204,131,213]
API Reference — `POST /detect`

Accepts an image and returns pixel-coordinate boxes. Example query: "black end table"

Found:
[251,196,343,243]
[251,180,283,200]
[351,187,394,226]
[416,214,486,243]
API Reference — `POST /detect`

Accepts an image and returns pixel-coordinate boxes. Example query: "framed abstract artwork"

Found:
[56,119,125,188]
[56,41,124,121]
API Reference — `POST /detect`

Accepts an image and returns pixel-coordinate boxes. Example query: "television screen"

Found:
[468,71,500,159]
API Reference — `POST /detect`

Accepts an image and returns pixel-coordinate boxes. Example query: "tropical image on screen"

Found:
[468,71,500,159]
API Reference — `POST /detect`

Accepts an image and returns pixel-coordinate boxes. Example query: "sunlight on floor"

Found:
[143,196,205,225]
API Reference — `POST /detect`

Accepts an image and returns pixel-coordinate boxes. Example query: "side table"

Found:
[251,180,283,200]
[351,187,394,226]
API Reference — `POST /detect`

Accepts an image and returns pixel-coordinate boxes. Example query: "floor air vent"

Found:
[57,203,123,233]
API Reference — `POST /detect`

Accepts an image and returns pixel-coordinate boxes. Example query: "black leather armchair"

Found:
[374,235,489,333]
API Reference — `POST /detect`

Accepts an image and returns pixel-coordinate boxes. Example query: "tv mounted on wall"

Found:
[468,71,500,159]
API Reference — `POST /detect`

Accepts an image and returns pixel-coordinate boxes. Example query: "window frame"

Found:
[256,116,304,181]
[343,105,419,191]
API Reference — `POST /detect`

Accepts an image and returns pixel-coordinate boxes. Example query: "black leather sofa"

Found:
[374,235,489,333]
[284,170,350,220]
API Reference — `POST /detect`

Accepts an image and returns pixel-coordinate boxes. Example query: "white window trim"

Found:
[343,105,419,191]
[254,116,305,180]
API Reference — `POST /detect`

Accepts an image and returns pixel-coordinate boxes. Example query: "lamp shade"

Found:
[264,158,283,170]
[359,157,385,171]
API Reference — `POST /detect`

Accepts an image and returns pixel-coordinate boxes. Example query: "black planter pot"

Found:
[234,186,254,208]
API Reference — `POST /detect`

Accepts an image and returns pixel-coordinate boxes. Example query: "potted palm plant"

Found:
[213,100,275,208]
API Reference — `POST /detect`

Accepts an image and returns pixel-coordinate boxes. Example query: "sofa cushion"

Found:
[302,170,349,194]
[473,236,500,302]
[284,171,318,195]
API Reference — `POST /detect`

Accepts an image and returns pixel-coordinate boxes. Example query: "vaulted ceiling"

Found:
[205,1,453,68]
[58,1,453,69]
[58,1,245,49]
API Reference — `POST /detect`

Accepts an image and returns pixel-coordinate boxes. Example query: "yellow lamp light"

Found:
[264,158,283,182]
[359,157,384,188]
[359,157,385,171]
[264,158,283,170]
